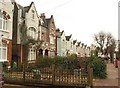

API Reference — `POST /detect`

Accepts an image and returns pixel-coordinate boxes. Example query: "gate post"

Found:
[23,63,25,83]
[52,64,55,84]
[88,67,93,87]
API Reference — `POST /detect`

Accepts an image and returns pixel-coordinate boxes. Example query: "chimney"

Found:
[40,13,46,19]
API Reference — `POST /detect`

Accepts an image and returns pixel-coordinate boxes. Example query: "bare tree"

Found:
[94,31,106,53]
[94,31,116,61]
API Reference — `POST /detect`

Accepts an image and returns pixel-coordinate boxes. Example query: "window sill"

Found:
[0,29,9,33]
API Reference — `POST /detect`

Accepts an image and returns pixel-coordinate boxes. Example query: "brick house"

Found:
[0,0,14,65]
[39,13,57,57]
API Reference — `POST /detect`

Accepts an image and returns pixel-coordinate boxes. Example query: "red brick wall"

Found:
[7,40,12,66]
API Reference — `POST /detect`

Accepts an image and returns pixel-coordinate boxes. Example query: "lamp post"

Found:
[0,32,4,87]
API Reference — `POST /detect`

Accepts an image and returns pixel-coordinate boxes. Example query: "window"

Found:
[50,35,55,44]
[28,48,36,61]
[0,11,7,30]
[0,43,7,61]
[28,27,36,39]
[32,10,34,19]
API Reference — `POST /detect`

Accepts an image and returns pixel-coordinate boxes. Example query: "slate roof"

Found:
[17,2,34,18]
[24,6,30,12]
[24,2,33,12]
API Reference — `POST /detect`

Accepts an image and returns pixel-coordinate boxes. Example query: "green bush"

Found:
[36,55,79,70]
[88,56,107,79]
[35,56,54,68]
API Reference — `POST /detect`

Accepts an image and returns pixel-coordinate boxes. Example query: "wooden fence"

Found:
[3,64,93,87]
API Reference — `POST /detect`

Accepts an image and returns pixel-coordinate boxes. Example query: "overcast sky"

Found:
[15,0,118,46]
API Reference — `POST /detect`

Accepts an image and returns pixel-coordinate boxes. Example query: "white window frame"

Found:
[28,27,36,39]
[28,47,36,61]
[50,35,55,44]
[0,11,8,31]
[0,43,7,62]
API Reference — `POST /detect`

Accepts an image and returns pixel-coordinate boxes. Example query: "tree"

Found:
[94,31,116,62]
[94,31,106,53]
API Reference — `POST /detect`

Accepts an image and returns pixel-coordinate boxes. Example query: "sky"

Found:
[15,0,119,46]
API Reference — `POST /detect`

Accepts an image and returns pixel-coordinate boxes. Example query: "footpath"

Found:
[93,62,119,88]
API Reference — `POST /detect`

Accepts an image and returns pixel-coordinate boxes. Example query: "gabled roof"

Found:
[65,34,72,41]
[73,40,77,45]
[77,42,81,45]
[16,2,39,18]
[24,2,34,12]
[61,30,64,35]
[24,6,30,12]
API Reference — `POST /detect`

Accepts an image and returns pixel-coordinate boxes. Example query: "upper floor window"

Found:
[28,27,36,39]
[0,11,7,30]
[50,35,55,44]
[32,10,34,19]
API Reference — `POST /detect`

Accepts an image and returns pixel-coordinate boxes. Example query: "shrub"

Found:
[88,56,107,79]
[36,55,80,70]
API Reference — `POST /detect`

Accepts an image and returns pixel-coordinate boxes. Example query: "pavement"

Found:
[3,84,41,88]
[93,61,119,87]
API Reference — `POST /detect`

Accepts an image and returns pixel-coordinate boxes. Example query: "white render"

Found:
[60,31,66,56]
[0,0,14,40]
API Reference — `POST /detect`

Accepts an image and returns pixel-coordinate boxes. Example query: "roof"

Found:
[76,42,81,47]
[61,30,64,35]
[17,2,38,18]
[66,36,71,41]
[24,2,33,12]
[73,40,77,45]
[24,6,30,12]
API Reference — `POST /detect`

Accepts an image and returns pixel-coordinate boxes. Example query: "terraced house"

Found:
[11,1,94,66]
[56,29,66,56]
[39,13,56,57]
[0,0,14,65]
[12,2,39,65]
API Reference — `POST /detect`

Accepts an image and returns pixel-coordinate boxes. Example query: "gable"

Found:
[25,2,39,18]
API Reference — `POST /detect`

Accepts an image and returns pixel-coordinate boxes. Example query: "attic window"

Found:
[32,10,34,19]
